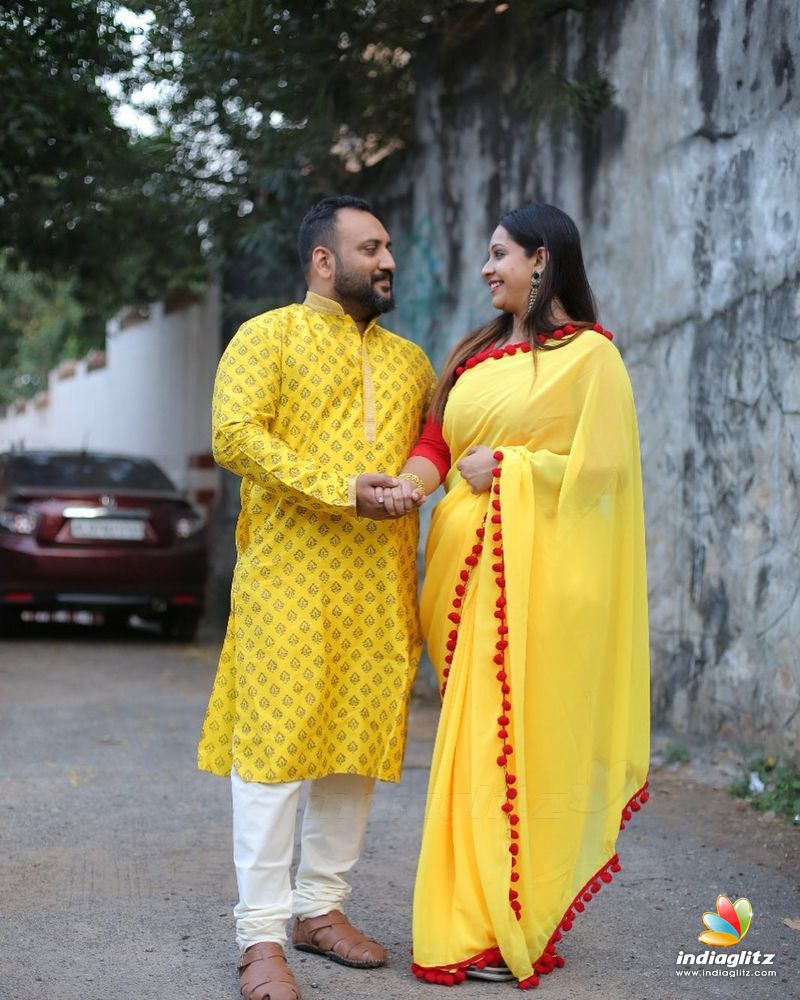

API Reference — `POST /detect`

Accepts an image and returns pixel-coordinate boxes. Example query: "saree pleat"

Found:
[412,335,650,985]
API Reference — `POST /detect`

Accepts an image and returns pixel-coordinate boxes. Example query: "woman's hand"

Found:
[456,445,496,493]
[374,478,426,517]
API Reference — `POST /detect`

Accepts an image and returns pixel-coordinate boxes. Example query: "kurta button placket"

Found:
[361,323,377,445]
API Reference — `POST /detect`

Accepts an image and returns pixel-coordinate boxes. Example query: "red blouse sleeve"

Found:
[409,414,452,480]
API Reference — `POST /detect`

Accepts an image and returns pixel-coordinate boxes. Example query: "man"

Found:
[198,195,435,1000]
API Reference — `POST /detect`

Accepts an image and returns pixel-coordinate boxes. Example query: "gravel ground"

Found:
[0,625,797,1000]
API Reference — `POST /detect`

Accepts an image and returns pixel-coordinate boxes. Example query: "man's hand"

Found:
[382,479,426,517]
[456,445,496,493]
[355,473,401,519]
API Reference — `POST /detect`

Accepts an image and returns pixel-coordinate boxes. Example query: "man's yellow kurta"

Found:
[198,292,435,784]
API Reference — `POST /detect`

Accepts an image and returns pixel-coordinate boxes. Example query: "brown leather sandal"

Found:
[292,910,386,969]
[238,942,301,1000]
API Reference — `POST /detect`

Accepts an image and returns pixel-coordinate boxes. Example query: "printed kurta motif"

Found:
[198,293,435,784]
[412,333,650,985]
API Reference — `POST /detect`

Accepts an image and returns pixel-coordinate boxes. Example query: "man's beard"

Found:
[333,264,395,315]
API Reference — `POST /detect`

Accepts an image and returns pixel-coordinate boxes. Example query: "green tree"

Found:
[0,0,611,358]
[0,1,207,347]
[137,0,611,315]
[0,254,84,406]
[139,0,446,312]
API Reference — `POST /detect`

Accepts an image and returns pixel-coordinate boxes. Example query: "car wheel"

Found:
[162,611,200,643]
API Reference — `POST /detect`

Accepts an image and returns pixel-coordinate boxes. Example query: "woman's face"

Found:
[481,225,538,317]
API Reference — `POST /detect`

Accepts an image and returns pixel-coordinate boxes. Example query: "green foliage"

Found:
[519,68,616,136]
[663,742,690,765]
[730,756,800,822]
[0,0,618,355]
[0,254,84,406]
[0,1,207,346]
[138,0,462,311]
[143,0,444,175]
[560,73,617,124]
[135,0,616,316]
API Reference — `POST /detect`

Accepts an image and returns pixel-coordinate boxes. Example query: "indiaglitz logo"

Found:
[698,894,753,947]
[675,894,777,979]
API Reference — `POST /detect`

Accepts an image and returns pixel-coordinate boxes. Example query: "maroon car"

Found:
[0,450,207,640]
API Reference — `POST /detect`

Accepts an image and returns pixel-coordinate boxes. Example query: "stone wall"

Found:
[373,0,800,762]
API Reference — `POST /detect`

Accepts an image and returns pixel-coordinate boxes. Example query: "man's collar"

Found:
[303,291,379,332]
[304,291,345,316]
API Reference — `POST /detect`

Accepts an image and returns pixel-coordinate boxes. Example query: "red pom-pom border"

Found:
[422,438,647,990]
[452,328,614,385]
[438,451,521,922]
[410,781,648,988]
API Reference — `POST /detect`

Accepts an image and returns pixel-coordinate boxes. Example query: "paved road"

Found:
[0,626,797,1000]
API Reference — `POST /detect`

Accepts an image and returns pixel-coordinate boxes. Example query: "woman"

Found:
[386,203,650,989]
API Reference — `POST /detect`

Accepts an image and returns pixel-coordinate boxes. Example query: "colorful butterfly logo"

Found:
[697,894,753,947]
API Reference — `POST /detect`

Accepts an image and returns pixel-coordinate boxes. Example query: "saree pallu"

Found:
[412,333,650,988]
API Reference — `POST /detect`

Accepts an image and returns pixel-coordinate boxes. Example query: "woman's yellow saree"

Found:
[412,331,650,989]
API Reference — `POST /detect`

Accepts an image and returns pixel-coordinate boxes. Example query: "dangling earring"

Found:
[528,270,541,313]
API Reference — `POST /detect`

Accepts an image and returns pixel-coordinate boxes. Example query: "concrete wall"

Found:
[0,286,221,503]
[375,0,800,762]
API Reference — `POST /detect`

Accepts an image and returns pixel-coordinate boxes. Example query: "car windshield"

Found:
[8,454,176,491]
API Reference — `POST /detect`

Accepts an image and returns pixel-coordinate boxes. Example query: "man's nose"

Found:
[378,248,396,272]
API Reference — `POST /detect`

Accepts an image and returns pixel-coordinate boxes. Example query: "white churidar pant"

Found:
[231,769,375,952]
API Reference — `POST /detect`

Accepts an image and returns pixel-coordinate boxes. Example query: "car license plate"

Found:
[69,518,146,541]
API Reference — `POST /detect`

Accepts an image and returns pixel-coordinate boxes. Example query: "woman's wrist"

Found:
[398,472,426,494]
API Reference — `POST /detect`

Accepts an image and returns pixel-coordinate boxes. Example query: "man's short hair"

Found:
[297,195,374,274]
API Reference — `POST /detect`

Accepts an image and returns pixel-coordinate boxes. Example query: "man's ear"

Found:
[311,245,334,280]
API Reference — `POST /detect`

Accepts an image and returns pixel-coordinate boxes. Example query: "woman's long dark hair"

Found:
[429,203,597,423]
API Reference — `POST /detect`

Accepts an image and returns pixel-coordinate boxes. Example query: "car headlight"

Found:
[174,513,204,539]
[0,508,39,535]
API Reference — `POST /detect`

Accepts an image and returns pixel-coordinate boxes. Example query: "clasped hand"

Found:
[356,474,426,520]
[356,444,495,519]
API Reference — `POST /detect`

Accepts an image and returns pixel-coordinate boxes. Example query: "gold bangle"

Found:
[398,472,426,494]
